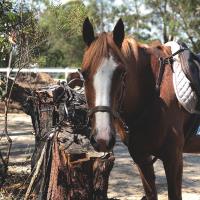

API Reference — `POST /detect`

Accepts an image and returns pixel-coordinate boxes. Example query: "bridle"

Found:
[78,69,127,125]
[87,105,121,120]
[78,46,188,127]
[155,46,188,95]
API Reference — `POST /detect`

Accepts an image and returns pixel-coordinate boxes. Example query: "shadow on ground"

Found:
[0,114,200,200]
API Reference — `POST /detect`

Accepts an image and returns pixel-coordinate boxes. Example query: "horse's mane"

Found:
[82,33,109,72]
[82,31,172,74]
[82,33,139,71]
[122,37,144,64]
[147,41,172,58]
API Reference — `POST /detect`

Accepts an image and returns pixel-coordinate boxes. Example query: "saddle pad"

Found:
[165,41,199,114]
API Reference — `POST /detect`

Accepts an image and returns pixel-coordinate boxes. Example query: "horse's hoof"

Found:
[141,196,147,200]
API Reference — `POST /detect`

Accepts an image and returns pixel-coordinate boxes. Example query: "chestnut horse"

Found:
[81,18,200,200]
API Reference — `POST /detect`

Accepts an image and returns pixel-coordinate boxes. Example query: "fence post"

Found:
[65,68,68,80]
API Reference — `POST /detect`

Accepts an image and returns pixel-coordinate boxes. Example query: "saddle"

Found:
[178,42,200,109]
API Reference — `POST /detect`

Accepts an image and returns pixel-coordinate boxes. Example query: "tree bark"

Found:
[1,78,115,200]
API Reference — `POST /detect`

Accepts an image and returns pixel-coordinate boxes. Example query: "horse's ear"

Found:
[82,17,95,46]
[113,18,124,48]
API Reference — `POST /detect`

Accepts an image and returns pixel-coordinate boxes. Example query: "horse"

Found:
[80,17,200,200]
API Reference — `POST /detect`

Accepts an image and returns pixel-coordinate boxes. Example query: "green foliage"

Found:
[111,0,151,41]
[144,0,200,52]
[0,1,16,67]
[169,0,200,52]
[84,0,151,41]
[85,0,200,51]
[38,1,87,67]
[0,0,43,68]
[1,0,200,69]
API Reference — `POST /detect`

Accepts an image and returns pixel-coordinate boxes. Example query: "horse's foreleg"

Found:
[136,156,158,200]
[163,151,183,200]
[183,135,200,153]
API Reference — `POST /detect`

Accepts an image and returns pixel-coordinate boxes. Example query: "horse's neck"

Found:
[124,55,155,117]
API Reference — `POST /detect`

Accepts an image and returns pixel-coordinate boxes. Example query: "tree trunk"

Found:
[1,78,115,199]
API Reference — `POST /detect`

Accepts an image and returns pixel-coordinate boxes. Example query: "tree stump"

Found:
[1,77,115,200]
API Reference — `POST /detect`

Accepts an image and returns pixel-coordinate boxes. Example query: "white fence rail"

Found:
[0,67,77,80]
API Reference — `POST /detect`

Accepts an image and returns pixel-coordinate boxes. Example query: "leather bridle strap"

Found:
[155,47,188,96]
[88,106,120,120]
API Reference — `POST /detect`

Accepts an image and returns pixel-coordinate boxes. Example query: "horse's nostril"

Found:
[90,129,116,152]
[90,134,99,150]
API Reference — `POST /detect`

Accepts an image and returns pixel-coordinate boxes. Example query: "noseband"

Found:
[86,71,127,124]
[88,105,121,120]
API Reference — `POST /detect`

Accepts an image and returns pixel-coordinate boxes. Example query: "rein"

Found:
[155,47,188,96]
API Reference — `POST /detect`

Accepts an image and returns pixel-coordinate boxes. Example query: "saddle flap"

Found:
[179,44,200,97]
[165,41,200,114]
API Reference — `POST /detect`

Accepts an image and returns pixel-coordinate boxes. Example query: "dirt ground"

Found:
[0,113,200,200]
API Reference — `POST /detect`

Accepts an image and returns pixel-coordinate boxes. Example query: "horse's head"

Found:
[81,18,126,152]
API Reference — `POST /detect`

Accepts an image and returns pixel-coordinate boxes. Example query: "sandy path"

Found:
[0,113,34,167]
[108,139,200,200]
[0,113,200,199]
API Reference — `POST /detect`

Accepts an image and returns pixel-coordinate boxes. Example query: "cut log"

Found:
[44,135,114,200]
[1,78,115,199]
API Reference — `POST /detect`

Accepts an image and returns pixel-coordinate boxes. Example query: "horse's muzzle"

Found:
[90,129,116,152]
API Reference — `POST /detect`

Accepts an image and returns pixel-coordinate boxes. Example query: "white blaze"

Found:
[93,56,117,142]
